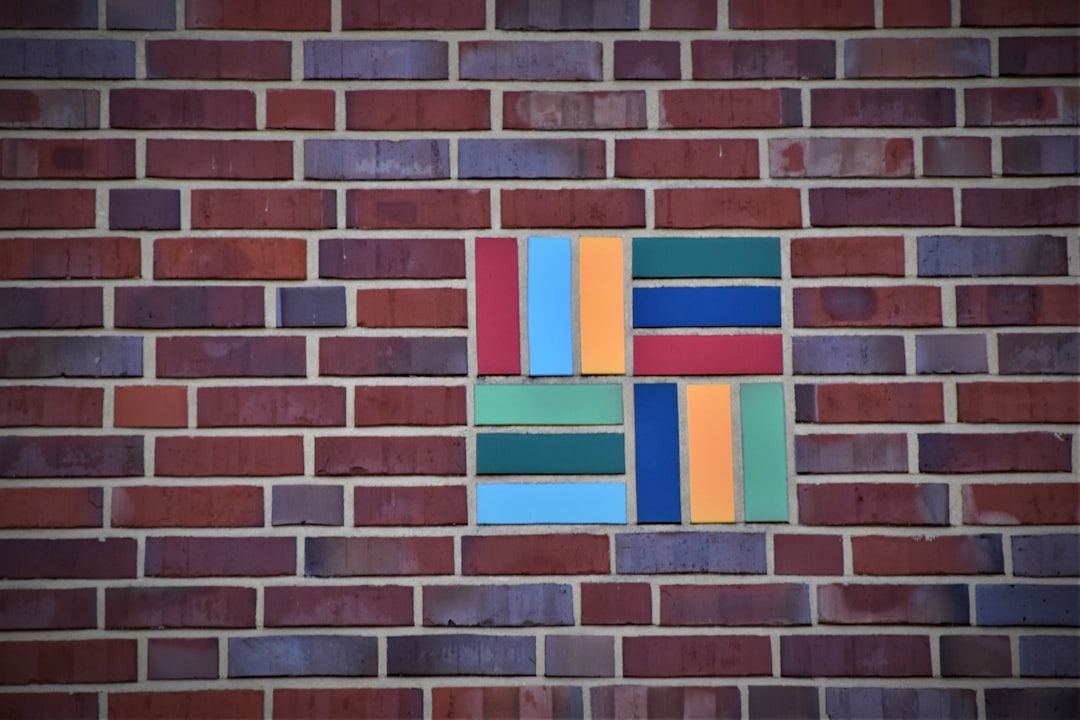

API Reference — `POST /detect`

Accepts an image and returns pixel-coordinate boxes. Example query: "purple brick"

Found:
[1013,534,1080,577]
[387,634,535,675]
[107,0,175,29]
[615,41,680,80]
[304,140,449,180]
[782,635,931,677]
[147,638,218,680]
[749,685,820,719]
[304,40,447,80]
[0,336,141,378]
[459,139,605,179]
[0,287,102,329]
[593,687,741,718]
[0,0,98,28]
[793,335,905,374]
[795,434,908,474]
[616,532,766,574]
[1003,136,1080,176]
[826,688,977,720]
[272,485,343,526]
[999,332,1079,374]
[229,635,376,677]
[116,286,264,329]
[923,136,992,177]
[1000,36,1080,77]
[694,39,835,80]
[0,588,97,630]
[0,89,99,129]
[109,188,180,230]
[145,537,294,577]
[1022,636,1080,678]
[460,41,602,81]
[940,635,1012,677]
[277,287,346,328]
[320,238,466,280]
[0,538,136,579]
[545,635,615,677]
[918,235,1068,277]
[423,584,573,627]
[0,39,134,78]
[496,0,638,29]
[916,334,988,374]
[0,435,143,478]
[986,688,1079,720]
[977,584,1079,626]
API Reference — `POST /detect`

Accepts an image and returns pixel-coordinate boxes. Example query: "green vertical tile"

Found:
[632,237,782,278]
[475,384,623,425]
[741,382,789,522]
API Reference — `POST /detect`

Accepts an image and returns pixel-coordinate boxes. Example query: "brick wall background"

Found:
[1,0,1078,717]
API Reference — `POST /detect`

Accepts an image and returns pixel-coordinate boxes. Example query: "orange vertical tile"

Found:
[688,384,735,523]
[579,236,625,375]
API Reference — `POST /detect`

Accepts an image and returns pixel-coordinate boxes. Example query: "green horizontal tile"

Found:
[632,237,781,278]
[476,433,625,475]
[475,384,623,425]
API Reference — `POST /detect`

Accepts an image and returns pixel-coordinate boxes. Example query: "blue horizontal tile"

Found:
[632,287,781,328]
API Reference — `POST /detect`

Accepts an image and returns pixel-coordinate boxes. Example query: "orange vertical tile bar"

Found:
[687,384,735,523]
[579,236,625,375]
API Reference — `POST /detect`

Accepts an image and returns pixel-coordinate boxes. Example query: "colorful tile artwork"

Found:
[474,236,788,525]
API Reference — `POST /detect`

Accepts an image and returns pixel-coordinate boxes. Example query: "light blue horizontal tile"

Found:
[477,482,627,524]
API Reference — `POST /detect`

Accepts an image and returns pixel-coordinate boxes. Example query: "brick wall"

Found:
[1,0,1078,717]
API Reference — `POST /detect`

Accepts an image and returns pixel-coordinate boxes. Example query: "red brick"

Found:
[966,86,1080,126]
[0,487,102,528]
[112,692,261,720]
[320,238,465,279]
[581,582,652,625]
[798,483,950,526]
[884,0,951,26]
[624,635,772,677]
[112,485,264,527]
[961,0,1080,26]
[812,88,955,127]
[797,382,944,423]
[1000,36,1080,76]
[265,585,413,627]
[0,435,143,478]
[186,0,330,29]
[656,188,802,229]
[651,0,716,28]
[432,687,582,718]
[275,689,423,720]
[693,39,835,79]
[962,187,1080,227]
[0,538,135,579]
[147,139,292,179]
[110,88,255,130]
[923,136,993,177]
[106,587,256,629]
[846,38,990,78]
[347,189,489,229]
[348,89,488,130]
[267,89,335,130]
[771,138,913,178]
[145,537,295,577]
[795,286,942,327]
[810,187,954,226]
[0,386,101,427]
[661,89,801,128]
[730,0,873,28]
[147,40,290,80]
[343,0,483,28]
[147,638,218,681]
[0,639,135,685]
[818,584,969,624]
[958,382,1079,423]
[198,386,345,427]
[0,694,97,719]
[964,483,1079,525]
[355,386,466,426]
[781,635,931,677]
[0,138,133,179]
[462,534,609,575]
[320,337,467,376]
[503,189,645,228]
[156,436,303,476]
[0,88,99,129]
[774,534,845,575]
[357,288,467,328]
[791,236,905,277]
[315,436,464,476]
[0,0,97,28]
[114,385,187,428]
[0,189,94,229]
[503,91,645,130]
[919,432,1073,473]
[115,286,263,329]
[355,485,468,526]
[0,236,139,279]
[661,584,810,626]
[0,587,95,630]
[158,336,306,377]
[941,635,1012,677]
[614,41,681,80]
[192,189,335,230]
[496,0,638,30]
[616,138,758,179]
[594,687,744,719]
[852,535,1004,575]
[306,537,454,576]
[956,284,1079,325]
[155,236,306,280]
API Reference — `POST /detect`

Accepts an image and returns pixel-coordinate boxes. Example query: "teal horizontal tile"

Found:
[477,482,627,524]
[632,237,781,278]
[476,433,625,475]
[475,384,623,425]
